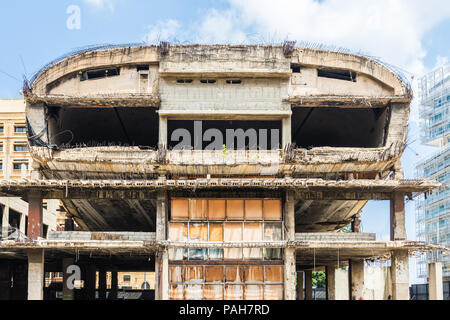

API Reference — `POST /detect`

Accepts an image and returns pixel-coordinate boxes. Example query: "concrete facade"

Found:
[0,43,447,300]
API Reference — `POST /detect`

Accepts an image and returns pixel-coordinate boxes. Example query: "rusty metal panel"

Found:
[204,284,224,300]
[225,284,243,300]
[245,266,264,282]
[264,284,284,300]
[205,266,223,283]
[189,199,207,220]
[169,284,184,300]
[185,284,203,300]
[225,266,244,283]
[185,266,203,283]
[245,199,263,220]
[244,285,264,299]
[208,199,226,220]
[171,199,189,220]
[169,266,183,283]
[265,266,283,283]
[263,199,282,220]
[226,199,244,220]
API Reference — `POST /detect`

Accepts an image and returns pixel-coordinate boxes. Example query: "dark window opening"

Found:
[177,79,193,84]
[14,145,28,152]
[14,126,27,133]
[291,107,388,148]
[226,80,242,84]
[168,120,281,150]
[47,107,159,149]
[136,65,150,71]
[200,79,216,84]
[13,162,28,170]
[43,225,48,238]
[291,64,301,73]
[80,68,120,81]
[317,68,356,82]
[9,209,21,229]
[123,275,131,282]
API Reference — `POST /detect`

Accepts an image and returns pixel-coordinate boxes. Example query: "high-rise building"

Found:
[416,63,450,281]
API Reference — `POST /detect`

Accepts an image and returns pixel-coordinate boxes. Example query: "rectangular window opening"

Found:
[200,79,216,84]
[291,64,301,73]
[317,68,356,82]
[226,80,242,84]
[177,79,193,84]
[80,68,120,81]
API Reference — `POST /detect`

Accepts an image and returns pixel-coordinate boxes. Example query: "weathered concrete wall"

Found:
[364,266,392,300]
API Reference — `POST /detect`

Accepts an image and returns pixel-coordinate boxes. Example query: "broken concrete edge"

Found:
[0,178,441,192]
[1,239,448,252]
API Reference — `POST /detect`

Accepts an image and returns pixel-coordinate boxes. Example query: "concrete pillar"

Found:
[297,272,304,300]
[156,249,169,300]
[19,212,26,234]
[326,265,336,300]
[2,204,9,238]
[27,249,44,300]
[429,262,443,300]
[284,190,296,300]
[159,116,168,147]
[98,268,107,300]
[282,116,291,149]
[349,260,364,300]
[351,213,361,233]
[62,258,75,300]
[109,269,118,300]
[305,270,313,300]
[27,192,43,239]
[85,265,96,300]
[391,250,409,300]
[390,192,406,241]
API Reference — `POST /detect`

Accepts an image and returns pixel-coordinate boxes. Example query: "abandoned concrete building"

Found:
[0,43,448,300]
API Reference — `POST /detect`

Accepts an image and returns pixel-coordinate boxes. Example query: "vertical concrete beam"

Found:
[62,258,74,300]
[155,190,168,300]
[159,116,168,147]
[284,190,296,300]
[85,265,96,300]
[390,192,406,241]
[351,213,361,233]
[2,204,9,238]
[27,192,43,240]
[19,212,26,234]
[98,268,107,300]
[282,116,291,149]
[349,260,365,300]
[391,250,409,300]
[326,265,336,300]
[297,272,304,300]
[27,249,44,300]
[428,262,443,300]
[305,270,313,300]
[109,269,118,300]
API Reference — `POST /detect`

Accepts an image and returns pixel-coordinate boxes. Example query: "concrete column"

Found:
[159,116,168,147]
[326,265,336,300]
[109,269,118,300]
[19,212,26,234]
[284,190,296,300]
[2,204,9,238]
[62,258,75,300]
[85,265,96,300]
[282,116,291,149]
[98,268,107,300]
[27,192,43,239]
[297,272,304,300]
[391,250,409,300]
[156,191,167,241]
[351,213,361,233]
[390,192,406,241]
[305,270,313,300]
[428,262,443,300]
[156,249,169,300]
[349,260,364,300]
[27,249,44,300]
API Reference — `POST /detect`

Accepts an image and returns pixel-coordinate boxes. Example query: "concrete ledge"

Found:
[47,231,156,241]
[295,232,376,241]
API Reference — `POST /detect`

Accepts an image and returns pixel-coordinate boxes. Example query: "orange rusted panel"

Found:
[205,266,223,283]
[169,284,184,300]
[185,266,203,283]
[263,199,282,220]
[245,266,264,283]
[225,266,244,283]
[265,266,283,283]
[189,223,208,241]
[169,266,184,283]
[208,199,226,220]
[245,199,263,220]
[226,199,244,220]
[171,199,189,220]
[209,223,223,241]
[189,199,207,220]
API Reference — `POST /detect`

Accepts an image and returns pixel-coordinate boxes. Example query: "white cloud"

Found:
[142,19,181,44]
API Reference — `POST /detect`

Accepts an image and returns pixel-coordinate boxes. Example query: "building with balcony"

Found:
[0,43,447,300]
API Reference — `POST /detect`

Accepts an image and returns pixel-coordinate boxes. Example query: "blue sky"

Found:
[0,0,449,283]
